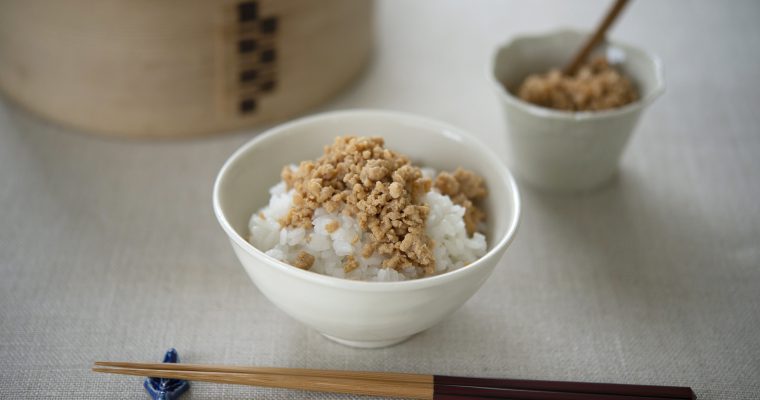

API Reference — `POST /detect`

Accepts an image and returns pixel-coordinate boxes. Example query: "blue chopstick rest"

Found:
[143,348,190,400]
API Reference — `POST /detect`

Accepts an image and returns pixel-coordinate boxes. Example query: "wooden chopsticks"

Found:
[94,362,433,399]
[93,361,696,399]
[564,0,631,75]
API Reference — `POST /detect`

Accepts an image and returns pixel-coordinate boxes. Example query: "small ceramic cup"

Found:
[491,29,665,192]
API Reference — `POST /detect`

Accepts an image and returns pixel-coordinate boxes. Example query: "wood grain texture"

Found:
[0,0,373,137]
[564,0,630,75]
[93,365,434,399]
[94,362,434,385]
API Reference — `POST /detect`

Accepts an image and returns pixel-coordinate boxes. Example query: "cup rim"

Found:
[213,109,521,292]
[489,28,666,121]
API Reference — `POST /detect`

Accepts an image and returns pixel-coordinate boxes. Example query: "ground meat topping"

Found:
[517,57,638,112]
[434,168,487,236]
[280,136,486,276]
[343,255,359,273]
[293,251,315,269]
[325,220,340,233]
[281,136,436,274]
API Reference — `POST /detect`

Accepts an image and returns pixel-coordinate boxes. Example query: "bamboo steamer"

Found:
[0,0,373,138]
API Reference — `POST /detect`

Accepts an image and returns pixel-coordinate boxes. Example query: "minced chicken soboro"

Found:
[517,57,638,112]
[248,136,488,282]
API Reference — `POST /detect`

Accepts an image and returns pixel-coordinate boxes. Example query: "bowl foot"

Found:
[321,333,413,349]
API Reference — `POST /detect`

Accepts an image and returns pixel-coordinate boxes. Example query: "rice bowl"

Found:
[213,110,520,347]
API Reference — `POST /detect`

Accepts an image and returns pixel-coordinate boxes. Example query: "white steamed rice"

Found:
[248,172,487,282]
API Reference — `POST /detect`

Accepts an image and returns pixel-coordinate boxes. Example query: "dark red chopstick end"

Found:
[433,375,696,400]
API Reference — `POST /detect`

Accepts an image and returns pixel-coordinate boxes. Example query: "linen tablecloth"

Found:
[1,1,759,398]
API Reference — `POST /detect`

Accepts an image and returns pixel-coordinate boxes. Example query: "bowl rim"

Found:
[489,28,666,121]
[213,109,521,292]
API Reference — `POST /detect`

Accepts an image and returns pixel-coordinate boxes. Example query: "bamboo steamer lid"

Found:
[0,0,373,138]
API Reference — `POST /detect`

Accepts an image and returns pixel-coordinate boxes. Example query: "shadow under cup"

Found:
[491,29,665,192]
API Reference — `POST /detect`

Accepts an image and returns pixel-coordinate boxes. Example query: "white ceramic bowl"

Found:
[491,29,665,192]
[213,110,520,348]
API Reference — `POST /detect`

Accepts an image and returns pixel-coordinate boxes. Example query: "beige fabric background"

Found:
[1,1,759,398]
